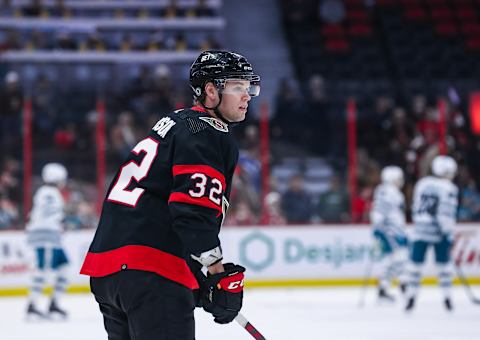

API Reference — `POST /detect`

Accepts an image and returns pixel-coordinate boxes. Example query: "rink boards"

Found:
[0,224,479,295]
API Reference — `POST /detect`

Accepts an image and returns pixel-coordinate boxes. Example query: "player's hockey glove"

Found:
[201,263,245,324]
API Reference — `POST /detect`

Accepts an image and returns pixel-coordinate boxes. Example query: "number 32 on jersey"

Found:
[107,137,225,215]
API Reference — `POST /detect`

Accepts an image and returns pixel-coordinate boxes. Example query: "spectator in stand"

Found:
[83,33,106,51]
[229,166,261,218]
[0,71,23,149]
[32,74,57,144]
[387,106,415,167]
[50,0,71,18]
[0,157,21,228]
[0,30,21,51]
[0,0,15,17]
[25,30,48,50]
[238,125,262,193]
[263,191,287,225]
[0,193,18,229]
[189,0,215,17]
[319,0,345,24]
[361,96,394,163]
[271,78,303,143]
[146,65,175,115]
[224,200,258,226]
[352,186,374,223]
[282,0,318,24]
[147,31,166,51]
[305,74,331,154]
[200,35,221,51]
[163,0,183,18]
[22,0,47,17]
[457,166,480,222]
[281,174,312,224]
[316,175,349,223]
[110,111,138,163]
[56,30,77,50]
[120,34,134,52]
[175,33,188,51]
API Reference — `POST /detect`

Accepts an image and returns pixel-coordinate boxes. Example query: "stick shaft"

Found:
[235,313,267,340]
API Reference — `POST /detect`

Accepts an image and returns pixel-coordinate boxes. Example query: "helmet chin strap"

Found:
[200,93,232,125]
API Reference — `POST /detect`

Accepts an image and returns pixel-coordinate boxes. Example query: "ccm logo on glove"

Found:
[219,272,244,293]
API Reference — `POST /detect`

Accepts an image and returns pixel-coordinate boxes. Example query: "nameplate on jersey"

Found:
[152,117,176,138]
[199,116,229,133]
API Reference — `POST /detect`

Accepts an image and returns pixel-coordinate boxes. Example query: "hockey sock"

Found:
[436,263,452,300]
[52,265,68,302]
[405,263,422,300]
[28,271,46,306]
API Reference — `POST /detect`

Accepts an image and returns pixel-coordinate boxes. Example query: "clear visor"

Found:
[219,79,261,97]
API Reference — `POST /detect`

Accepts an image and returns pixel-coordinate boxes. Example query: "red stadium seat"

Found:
[321,24,345,37]
[376,0,396,5]
[455,8,476,21]
[400,0,418,7]
[431,8,453,21]
[405,8,427,21]
[325,38,350,53]
[348,23,373,37]
[461,22,480,36]
[346,10,369,22]
[466,37,480,50]
[435,22,458,36]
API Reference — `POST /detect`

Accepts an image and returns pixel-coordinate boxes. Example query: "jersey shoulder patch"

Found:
[198,116,229,133]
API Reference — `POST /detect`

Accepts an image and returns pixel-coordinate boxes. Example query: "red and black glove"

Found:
[201,263,245,324]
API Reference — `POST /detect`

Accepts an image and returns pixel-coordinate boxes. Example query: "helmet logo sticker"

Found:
[200,53,216,62]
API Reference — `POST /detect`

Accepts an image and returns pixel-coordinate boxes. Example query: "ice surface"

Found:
[1,286,479,340]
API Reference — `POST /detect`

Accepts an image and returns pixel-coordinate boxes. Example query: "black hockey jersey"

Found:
[80,106,238,289]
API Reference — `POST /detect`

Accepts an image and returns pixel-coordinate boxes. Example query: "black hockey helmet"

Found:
[189,50,260,100]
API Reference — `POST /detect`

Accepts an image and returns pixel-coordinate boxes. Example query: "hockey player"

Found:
[405,155,458,311]
[80,51,260,340]
[26,163,69,319]
[370,166,408,302]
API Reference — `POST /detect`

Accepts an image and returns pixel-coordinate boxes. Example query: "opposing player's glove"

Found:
[200,263,245,324]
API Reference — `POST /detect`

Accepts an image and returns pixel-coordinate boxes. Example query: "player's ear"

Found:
[205,82,217,100]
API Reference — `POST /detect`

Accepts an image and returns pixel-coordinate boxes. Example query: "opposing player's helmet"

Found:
[432,155,457,180]
[42,163,68,184]
[189,50,260,99]
[381,166,404,188]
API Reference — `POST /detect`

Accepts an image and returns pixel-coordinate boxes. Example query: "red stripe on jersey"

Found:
[168,192,222,216]
[191,106,207,113]
[80,245,199,289]
[173,165,226,188]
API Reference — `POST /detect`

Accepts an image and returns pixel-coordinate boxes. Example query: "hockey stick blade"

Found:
[455,265,480,305]
[235,313,267,340]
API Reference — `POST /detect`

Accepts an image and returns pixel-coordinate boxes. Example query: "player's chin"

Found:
[231,109,247,122]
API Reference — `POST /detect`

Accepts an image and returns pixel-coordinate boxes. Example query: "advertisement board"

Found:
[0,225,478,293]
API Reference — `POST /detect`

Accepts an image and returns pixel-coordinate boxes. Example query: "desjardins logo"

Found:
[240,232,382,271]
[240,232,275,271]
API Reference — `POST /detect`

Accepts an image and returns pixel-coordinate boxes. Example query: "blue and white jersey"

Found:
[412,176,458,243]
[26,185,65,248]
[370,183,406,239]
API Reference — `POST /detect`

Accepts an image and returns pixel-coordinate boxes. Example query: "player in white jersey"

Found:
[26,163,69,319]
[405,155,458,311]
[370,166,408,302]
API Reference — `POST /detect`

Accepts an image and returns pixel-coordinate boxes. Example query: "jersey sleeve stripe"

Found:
[173,165,226,188]
[168,192,222,216]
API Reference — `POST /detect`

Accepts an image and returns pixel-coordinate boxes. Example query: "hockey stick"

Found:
[235,313,267,339]
[454,264,480,305]
[358,251,374,308]
[193,268,267,338]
